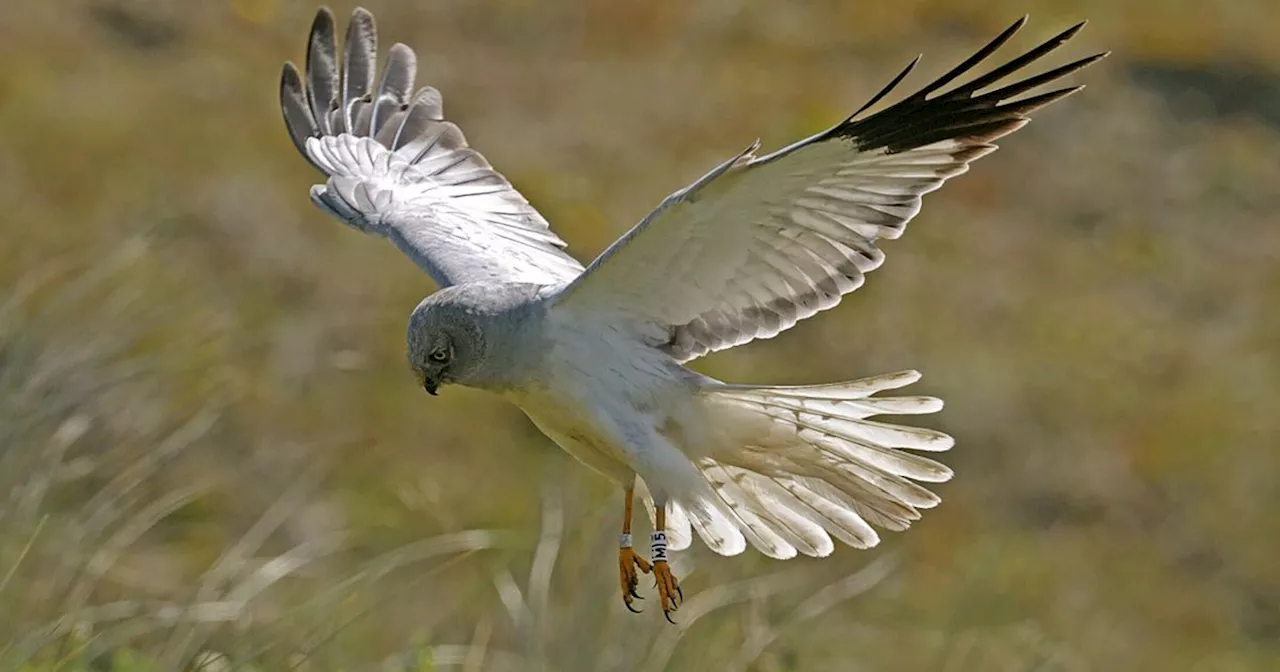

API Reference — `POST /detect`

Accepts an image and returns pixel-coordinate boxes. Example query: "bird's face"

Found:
[406,298,486,396]
[411,331,455,395]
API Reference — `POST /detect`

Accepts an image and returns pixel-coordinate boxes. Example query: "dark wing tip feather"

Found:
[369,43,418,137]
[974,52,1108,104]
[951,20,1091,97]
[310,5,336,33]
[283,6,456,173]
[911,15,1027,100]
[308,6,336,50]
[341,7,379,133]
[280,62,318,155]
[848,55,921,120]
[304,6,339,134]
[834,18,1103,154]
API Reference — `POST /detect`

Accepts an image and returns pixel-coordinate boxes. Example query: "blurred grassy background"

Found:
[2,0,1279,669]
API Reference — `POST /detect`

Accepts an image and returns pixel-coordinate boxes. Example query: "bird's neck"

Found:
[461,296,550,394]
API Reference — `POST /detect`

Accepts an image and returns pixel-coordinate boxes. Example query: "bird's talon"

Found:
[652,560,681,623]
[619,546,652,614]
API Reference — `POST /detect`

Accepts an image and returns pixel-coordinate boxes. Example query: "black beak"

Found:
[424,377,439,396]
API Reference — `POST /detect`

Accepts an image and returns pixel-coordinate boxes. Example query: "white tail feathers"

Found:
[679,370,953,560]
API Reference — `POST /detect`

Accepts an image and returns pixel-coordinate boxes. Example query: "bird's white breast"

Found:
[502,309,695,482]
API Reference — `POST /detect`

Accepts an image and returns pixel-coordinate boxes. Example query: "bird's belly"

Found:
[513,396,634,483]
[502,317,703,483]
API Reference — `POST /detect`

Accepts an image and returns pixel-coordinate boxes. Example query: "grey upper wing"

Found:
[279,8,584,287]
[553,18,1105,361]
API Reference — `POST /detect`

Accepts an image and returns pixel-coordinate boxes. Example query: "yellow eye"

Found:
[429,349,450,363]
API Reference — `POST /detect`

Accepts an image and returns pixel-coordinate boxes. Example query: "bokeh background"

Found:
[3,0,1279,669]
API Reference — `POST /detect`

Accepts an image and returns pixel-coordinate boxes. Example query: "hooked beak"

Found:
[423,375,439,396]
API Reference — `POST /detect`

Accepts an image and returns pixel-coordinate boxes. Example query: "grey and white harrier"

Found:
[279,6,1103,620]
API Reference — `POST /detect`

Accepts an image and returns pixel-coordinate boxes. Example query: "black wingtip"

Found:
[908,16,1028,102]
[998,15,1031,45]
[1001,85,1085,117]
[310,5,335,38]
[1067,51,1111,76]
[993,15,1030,45]
[847,54,921,121]
[949,17,1094,98]
[834,17,1103,154]
[972,50,1109,106]
[1047,20,1089,49]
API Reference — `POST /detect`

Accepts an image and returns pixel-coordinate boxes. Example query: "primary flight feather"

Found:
[279,6,1104,621]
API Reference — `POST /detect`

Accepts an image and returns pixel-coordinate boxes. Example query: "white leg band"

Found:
[619,533,632,549]
[650,531,668,563]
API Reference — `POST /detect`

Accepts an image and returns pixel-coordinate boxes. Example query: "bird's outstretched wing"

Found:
[280,7,584,287]
[554,18,1105,361]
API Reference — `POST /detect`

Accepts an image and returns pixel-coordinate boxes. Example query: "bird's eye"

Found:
[428,349,450,363]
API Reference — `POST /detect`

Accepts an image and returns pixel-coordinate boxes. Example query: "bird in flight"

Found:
[280,6,1104,622]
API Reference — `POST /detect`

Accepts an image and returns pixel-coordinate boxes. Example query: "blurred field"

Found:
[2,0,1279,669]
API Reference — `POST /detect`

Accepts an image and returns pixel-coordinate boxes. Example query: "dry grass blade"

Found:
[160,456,335,665]
[78,405,222,540]
[66,483,214,614]
[491,569,543,670]
[527,486,564,634]
[729,553,901,671]
[413,644,525,671]
[641,567,814,672]
[0,515,46,599]
[284,548,487,671]
[463,616,493,672]
[199,458,332,595]
[224,533,348,607]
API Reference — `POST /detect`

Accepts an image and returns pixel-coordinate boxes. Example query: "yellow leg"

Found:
[618,484,651,613]
[651,503,683,623]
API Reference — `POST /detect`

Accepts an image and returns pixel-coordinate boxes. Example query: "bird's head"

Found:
[406,288,490,396]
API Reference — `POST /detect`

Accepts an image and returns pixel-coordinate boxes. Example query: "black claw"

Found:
[629,587,643,600]
[625,600,642,614]
[676,585,684,603]
[664,610,677,625]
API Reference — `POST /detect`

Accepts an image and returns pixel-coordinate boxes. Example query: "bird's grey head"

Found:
[406,283,542,396]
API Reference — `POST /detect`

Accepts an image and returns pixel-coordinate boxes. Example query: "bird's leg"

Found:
[618,483,651,613]
[651,503,683,623]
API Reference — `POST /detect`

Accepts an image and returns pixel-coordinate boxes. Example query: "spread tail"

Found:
[671,370,954,559]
